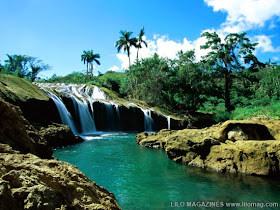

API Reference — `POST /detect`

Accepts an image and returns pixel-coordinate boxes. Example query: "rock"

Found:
[136,120,280,176]
[0,144,120,210]
[38,123,84,148]
[205,140,280,175]
[0,98,52,159]
[0,74,61,126]
[227,126,248,141]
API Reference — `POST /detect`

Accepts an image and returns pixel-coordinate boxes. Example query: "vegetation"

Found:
[0,74,49,102]
[115,30,137,67]
[136,27,148,60]
[0,54,50,82]
[201,32,258,111]
[2,30,279,122]
[81,50,100,77]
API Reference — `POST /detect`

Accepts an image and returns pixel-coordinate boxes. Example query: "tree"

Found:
[87,50,100,77]
[5,54,32,77]
[81,50,100,77]
[136,27,148,60]
[201,32,258,111]
[3,54,50,81]
[81,50,90,76]
[28,59,50,82]
[115,30,137,68]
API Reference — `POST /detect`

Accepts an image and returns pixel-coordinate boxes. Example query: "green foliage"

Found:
[231,101,280,120]
[201,32,258,111]
[0,74,49,102]
[213,111,232,122]
[136,27,148,60]
[121,51,215,112]
[46,72,87,84]
[1,54,50,81]
[255,65,280,100]
[89,71,126,94]
[4,30,276,123]
[115,30,137,67]
[81,50,100,77]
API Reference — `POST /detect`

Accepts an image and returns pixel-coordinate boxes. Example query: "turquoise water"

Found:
[53,133,280,209]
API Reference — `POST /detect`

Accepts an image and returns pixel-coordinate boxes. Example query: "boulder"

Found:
[0,144,120,210]
[39,123,84,148]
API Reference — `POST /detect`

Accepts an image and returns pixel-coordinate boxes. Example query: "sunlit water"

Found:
[53,133,280,209]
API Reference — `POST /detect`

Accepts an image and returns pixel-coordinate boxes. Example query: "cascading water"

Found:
[126,103,155,132]
[103,102,115,130]
[114,104,121,130]
[71,96,97,134]
[92,86,107,100]
[144,109,154,131]
[167,116,171,130]
[41,88,78,134]
[37,83,159,132]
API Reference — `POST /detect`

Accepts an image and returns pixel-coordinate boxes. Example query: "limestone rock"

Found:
[227,126,248,141]
[0,98,52,159]
[39,123,84,148]
[136,120,280,176]
[0,144,120,210]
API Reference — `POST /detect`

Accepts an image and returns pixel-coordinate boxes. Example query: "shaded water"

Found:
[53,133,280,209]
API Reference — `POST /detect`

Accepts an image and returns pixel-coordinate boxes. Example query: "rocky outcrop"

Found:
[0,98,52,159]
[38,123,84,148]
[0,74,61,126]
[0,92,120,209]
[0,144,120,210]
[136,120,280,176]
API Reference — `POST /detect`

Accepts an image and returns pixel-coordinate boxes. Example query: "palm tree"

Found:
[115,30,137,68]
[136,27,148,60]
[81,50,90,75]
[81,50,100,77]
[87,50,100,77]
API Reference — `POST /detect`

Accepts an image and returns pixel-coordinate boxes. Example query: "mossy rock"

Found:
[0,74,61,125]
[0,74,48,102]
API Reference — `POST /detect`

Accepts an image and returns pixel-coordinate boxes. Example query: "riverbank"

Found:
[0,75,120,209]
[136,120,280,176]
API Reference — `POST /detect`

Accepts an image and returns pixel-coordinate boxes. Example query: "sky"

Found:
[0,0,280,78]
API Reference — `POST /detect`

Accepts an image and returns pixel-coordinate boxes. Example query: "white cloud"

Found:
[116,35,210,69]
[204,0,280,33]
[253,35,280,52]
[273,56,279,61]
[108,65,120,71]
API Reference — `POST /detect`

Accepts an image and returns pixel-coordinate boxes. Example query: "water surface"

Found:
[53,133,280,209]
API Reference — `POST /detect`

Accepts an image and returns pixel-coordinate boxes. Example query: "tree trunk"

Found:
[127,48,131,68]
[224,70,232,112]
[136,48,139,61]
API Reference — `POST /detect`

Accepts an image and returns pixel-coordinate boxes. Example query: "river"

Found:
[53,133,280,209]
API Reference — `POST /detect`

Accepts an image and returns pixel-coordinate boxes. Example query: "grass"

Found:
[0,74,49,102]
[231,102,280,120]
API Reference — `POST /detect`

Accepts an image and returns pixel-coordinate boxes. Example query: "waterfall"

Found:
[37,83,161,133]
[126,103,154,132]
[167,116,171,130]
[103,102,115,130]
[114,104,121,130]
[41,89,78,134]
[144,109,154,132]
[92,86,107,100]
[71,96,97,134]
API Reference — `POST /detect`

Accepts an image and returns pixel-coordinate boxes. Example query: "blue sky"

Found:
[0,0,279,78]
